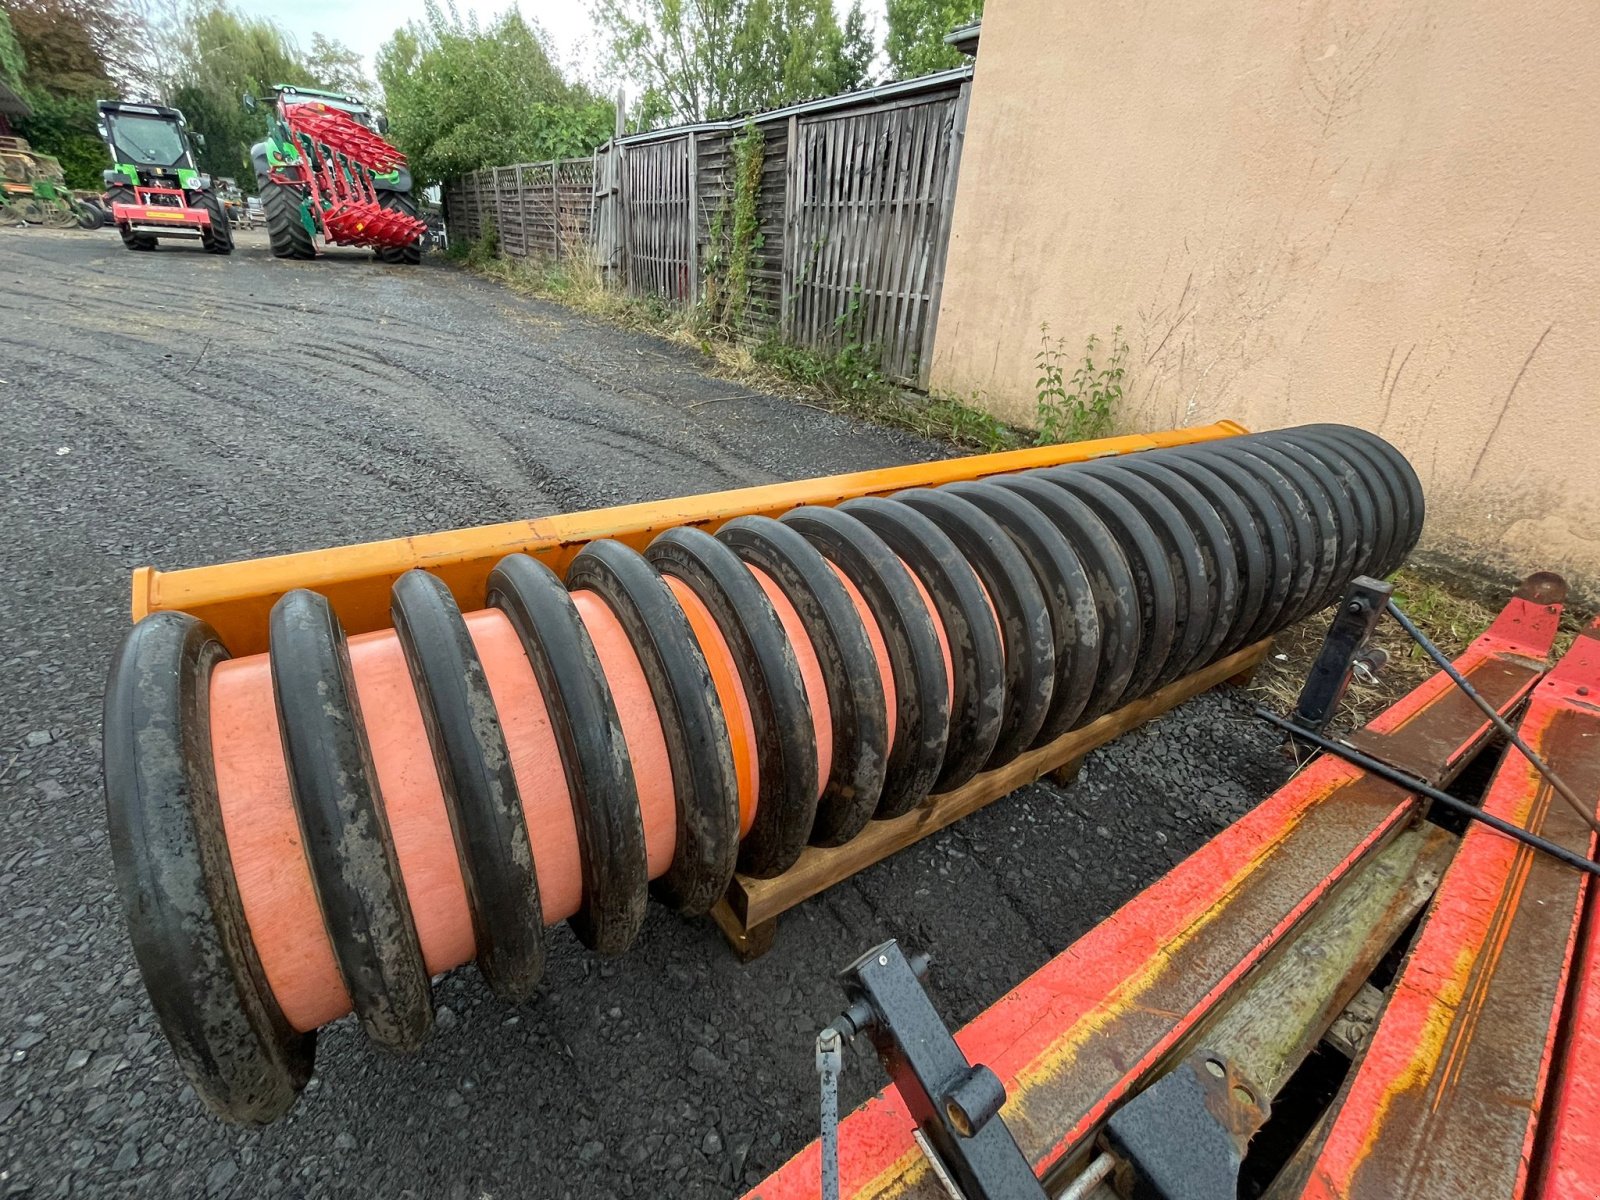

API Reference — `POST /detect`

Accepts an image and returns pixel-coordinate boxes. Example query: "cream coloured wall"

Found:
[930,0,1600,590]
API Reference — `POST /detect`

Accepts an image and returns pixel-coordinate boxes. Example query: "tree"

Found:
[156,5,369,186]
[885,0,981,80]
[591,0,877,126]
[305,33,373,100]
[166,3,307,183]
[3,0,121,186]
[377,3,614,185]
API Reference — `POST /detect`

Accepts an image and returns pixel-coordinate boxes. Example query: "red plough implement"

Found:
[281,102,426,252]
[754,579,1600,1200]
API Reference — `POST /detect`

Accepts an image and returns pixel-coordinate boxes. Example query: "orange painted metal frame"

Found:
[131,421,1248,655]
[1303,618,1600,1200]
[749,591,1563,1200]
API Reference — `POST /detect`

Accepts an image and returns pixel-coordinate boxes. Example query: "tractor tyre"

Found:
[107,187,157,251]
[198,193,234,255]
[263,183,315,260]
[76,200,105,230]
[373,191,422,265]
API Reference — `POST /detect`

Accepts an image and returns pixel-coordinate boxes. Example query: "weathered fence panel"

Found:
[443,158,595,259]
[621,137,693,301]
[447,69,970,384]
[787,92,964,382]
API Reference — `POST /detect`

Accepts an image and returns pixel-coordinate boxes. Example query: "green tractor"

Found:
[96,101,234,254]
[247,84,424,264]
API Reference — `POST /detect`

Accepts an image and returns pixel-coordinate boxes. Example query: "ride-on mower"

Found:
[247,84,425,264]
[95,101,233,254]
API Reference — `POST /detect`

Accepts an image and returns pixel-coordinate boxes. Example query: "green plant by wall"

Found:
[1034,323,1128,445]
[703,122,766,333]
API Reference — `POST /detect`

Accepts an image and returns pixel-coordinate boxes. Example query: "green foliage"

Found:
[0,10,27,89]
[168,4,323,184]
[754,338,1017,450]
[593,0,877,126]
[15,92,104,185]
[377,3,613,187]
[1034,323,1127,445]
[885,0,981,79]
[463,222,499,267]
[5,0,120,187]
[703,121,765,331]
[304,32,372,99]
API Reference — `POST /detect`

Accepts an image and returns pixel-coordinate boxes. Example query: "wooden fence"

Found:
[443,157,594,260]
[444,68,972,385]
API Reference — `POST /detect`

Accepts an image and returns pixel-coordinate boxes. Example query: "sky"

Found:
[237,0,890,87]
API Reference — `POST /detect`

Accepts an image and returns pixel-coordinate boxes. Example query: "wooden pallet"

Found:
[709,638,1273,959]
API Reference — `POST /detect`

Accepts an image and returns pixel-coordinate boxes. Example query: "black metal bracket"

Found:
[832,940,1049,1199]
[1102,1050,1268,1200]
[1291,575,1394,738]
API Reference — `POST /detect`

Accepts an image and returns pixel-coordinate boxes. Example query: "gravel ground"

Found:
[0,225,1293,1198]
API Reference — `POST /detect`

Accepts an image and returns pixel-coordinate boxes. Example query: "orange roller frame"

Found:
[132,423,1249,656]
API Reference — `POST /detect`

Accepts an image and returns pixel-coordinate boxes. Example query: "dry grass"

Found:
[1251,567,1594,729]
[455,247,1027,453]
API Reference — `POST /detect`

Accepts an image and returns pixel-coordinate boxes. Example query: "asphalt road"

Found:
[0,225,1293,1198]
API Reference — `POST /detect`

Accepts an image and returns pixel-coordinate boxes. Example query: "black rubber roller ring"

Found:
[1276,429,1397,579]
[1140,454,1267,655]
[646,527,818,879]
[1162,442,1302,640]
[566,541,739,917]
[1072,461,1221,683]
[942,480,1098,743]
[840,496,1005,793]
[269,589,433,1051]
[1304,424,1426,561]
[893,488,1054,768]
[1035,468,1177,703]
[988,476,1140,721]
[1301,425,1423,574]
[104,611,314,1124]
[1261,432,1377,597]
[781,506,949,819]
[1174,442,1317,627]
[390,569,545,1000]
[1086,458,1240,675]
[487,555,647,956]
[717,517,888,847]
[1235,440,1343,621]
[1254,437,1360,615]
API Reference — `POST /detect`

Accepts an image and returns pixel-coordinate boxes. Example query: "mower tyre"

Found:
[198,192,234,255]
[107,187,157,251]
[373,191,422,265]
[76,200,106,230]
[263,183,315,260]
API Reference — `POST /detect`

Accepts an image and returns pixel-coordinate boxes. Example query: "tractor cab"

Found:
[98,102,201,188]
[96,101,232,254]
